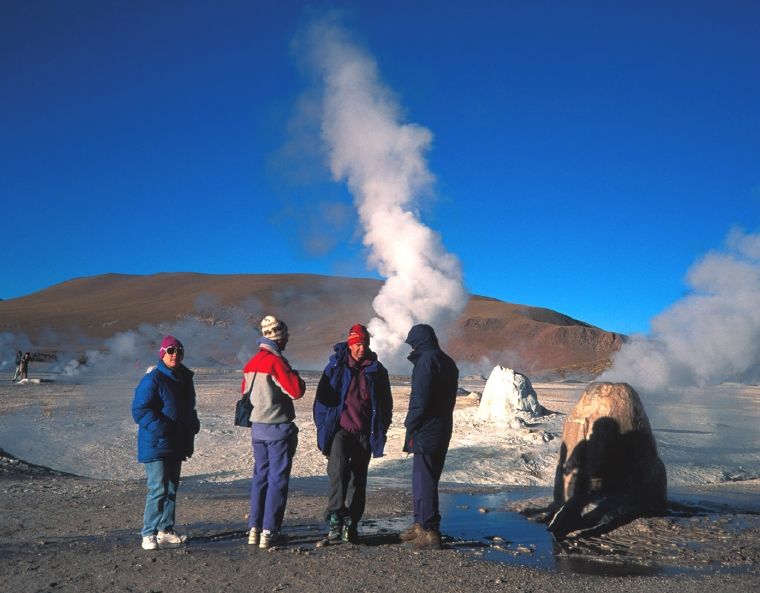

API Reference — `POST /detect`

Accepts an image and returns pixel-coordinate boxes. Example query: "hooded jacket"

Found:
[313,342,393,458]
[403,324,459,454]
[132,360,200,463]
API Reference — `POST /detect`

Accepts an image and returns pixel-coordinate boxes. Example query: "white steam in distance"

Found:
[601,228,760,392]
[297,18,468,367]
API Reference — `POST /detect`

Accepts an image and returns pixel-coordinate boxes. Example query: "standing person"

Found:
[242,315,305,549]
[313,324,393,544]
[12,350,23,382]
[132,336,200,551]
[19,352,31,380]
[400,324,459,550]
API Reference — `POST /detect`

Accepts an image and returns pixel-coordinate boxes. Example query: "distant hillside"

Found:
[0,272,624,376]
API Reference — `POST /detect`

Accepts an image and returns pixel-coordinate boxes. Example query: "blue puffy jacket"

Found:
[313,342,393,458]
[403,324,459,454]
[132,360,200,463]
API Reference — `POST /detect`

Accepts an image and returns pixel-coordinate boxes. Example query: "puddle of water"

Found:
[437,491,557,569]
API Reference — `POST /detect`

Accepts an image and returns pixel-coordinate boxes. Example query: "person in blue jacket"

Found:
[399,324,459,550]
[132,335,200,551]
[313,324,392,543]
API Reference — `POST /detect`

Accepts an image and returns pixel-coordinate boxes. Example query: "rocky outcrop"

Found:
[548,382,667,539]
[476,366,546,421]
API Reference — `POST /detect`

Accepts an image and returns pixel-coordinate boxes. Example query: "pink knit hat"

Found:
[158,335,184,359]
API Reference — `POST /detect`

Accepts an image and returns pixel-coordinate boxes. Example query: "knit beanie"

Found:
[158,335,183,359]
[347,324,370,347]
[261,315,288,341]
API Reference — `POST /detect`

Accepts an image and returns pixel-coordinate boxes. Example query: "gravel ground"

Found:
[2,372,758,592]
[1,450,758,593]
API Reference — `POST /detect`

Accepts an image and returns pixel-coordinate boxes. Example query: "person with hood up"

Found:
[399,324,459,550]
[242,315,305,549]
[132,335,200,551]
[313,324,393,543]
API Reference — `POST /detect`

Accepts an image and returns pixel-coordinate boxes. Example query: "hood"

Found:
[405,324,440,351]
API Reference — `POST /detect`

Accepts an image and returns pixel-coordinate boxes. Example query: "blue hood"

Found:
[405,324,440,351]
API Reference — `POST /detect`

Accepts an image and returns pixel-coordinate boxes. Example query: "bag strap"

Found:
[242,371,258,400]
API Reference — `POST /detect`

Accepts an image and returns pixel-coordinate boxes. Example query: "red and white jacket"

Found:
[241,344,305,425]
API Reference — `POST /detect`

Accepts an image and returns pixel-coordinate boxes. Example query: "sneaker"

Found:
[399,522,423,543]
[247,528,260,546]
[327,513,343,542]
[259,530,288,549]
[341,517,359,544]
[157,530,187,548]
[141,535,158,551]
[412,528,442,550]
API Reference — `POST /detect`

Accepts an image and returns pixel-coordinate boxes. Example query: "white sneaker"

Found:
[259,530,288,549]
[247,528,260,546]
[157,530,187,547]
[141,535,158,550]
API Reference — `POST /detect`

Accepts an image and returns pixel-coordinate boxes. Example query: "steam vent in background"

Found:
[548,382,667,540]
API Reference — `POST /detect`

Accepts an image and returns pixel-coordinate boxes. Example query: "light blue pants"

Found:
[142,458,182,537]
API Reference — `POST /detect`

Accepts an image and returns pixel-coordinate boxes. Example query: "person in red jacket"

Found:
[241,315,305,549]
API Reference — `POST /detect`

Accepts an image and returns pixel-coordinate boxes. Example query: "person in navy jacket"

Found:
[132,335,199,551]
[313,324,392,543]
[399,324,459,550]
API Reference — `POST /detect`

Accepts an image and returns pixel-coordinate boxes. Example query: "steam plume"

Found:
[601,229,760,392]
[295,18,467,368]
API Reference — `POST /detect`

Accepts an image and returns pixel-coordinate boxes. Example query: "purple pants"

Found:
[249,432,298,532]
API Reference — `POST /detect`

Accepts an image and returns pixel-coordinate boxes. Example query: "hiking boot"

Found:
[412,528,442,550]
[157,530,187,548]
[141,535,158,551]
[247,527,260,546]
[399,522,423,543]
[341,517,359,544]
[259,530,288,549]
[327,513,343,542]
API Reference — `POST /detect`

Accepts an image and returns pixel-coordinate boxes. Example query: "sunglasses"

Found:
[162,346,184,356]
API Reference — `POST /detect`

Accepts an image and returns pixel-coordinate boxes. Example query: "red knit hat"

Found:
[347,324,370,347]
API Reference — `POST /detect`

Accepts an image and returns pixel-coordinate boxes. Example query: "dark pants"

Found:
[412,450,447,531]
[326,429,371,523]
[249,432,298,532]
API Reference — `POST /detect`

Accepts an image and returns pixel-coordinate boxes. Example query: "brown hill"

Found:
[0,273,624,375]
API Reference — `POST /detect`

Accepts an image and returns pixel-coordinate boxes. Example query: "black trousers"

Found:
[326,429,371,523]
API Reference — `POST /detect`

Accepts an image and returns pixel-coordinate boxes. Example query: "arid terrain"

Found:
[1,368,758,593]
[0,272,624,375]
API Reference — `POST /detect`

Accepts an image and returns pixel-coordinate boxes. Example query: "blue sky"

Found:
[1,0,758,335]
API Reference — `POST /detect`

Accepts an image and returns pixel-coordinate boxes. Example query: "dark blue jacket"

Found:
[403,324,459,454]
[313,342,393,458]
[132,361,200,463]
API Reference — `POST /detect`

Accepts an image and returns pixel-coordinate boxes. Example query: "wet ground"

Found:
[2,450,759,593]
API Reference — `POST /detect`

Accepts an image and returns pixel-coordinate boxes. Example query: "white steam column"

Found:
[301,19,467,367]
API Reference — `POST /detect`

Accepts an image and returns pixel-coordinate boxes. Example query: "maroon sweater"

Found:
[338,355,372,434]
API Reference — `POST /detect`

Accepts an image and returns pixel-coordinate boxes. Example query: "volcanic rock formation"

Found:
[548,382,667,539]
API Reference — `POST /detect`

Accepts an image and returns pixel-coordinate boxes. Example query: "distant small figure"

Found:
[313,323,393,544]
[19,352,31,380]
[400,324,459,551]
[12,350,23,382]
